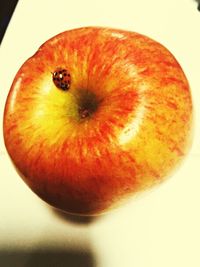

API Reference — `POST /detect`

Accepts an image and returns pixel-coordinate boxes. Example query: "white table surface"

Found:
[0,0,200,266]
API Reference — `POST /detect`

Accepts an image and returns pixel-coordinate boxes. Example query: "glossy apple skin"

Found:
[3,27,193,215]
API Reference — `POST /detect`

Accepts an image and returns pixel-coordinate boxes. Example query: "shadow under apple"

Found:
[51,207,103,225]
[194,0,200,10]
[0,247,95,267]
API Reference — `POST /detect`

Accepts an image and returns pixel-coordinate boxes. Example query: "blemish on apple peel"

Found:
[39,78,53,95]
[118,104,146,145]
[111,32,126,40]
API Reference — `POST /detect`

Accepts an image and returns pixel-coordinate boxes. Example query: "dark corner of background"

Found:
[0,0,19,45]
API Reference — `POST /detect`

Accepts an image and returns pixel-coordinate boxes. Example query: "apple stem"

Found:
[79,108,91,119]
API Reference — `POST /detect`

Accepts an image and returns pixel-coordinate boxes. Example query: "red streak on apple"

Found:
[3,27,193,215]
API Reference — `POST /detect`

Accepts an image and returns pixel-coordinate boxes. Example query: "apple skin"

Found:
[3,27,193,216]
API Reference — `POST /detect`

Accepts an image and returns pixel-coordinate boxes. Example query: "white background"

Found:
[0,0,200,266]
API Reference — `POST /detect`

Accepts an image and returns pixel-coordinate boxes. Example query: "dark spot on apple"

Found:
[77,89,99,120]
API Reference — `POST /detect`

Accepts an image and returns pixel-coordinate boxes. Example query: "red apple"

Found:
[3,27,193,216]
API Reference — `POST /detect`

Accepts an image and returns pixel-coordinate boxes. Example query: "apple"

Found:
[3,27,193,216]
